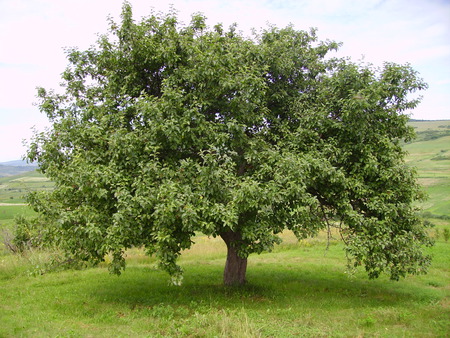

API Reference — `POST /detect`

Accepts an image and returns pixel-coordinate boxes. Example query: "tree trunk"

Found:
[220,231,247,286]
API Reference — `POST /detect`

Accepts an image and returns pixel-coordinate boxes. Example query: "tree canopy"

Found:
[22,3,432,285]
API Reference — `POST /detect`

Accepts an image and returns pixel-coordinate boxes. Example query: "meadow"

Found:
[0,170,54,204]
[406,120,450,216]
[0,121,449,337]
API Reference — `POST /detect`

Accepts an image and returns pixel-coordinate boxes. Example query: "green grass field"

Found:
[404,121,450,217]
[409,120,450,131]
[0,171,54,204]
[0,120,449,337]
[408,120,450,145]
[1,232,449,337]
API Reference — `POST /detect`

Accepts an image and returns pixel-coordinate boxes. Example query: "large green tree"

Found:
[24,3,432,285]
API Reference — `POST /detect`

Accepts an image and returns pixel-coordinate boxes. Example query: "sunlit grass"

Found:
[1,228,448,337]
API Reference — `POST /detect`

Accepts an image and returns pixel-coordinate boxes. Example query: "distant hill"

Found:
[407,120,450,142]
[0,160,38,177]
[409,119,450,122]
[0,160,36,167]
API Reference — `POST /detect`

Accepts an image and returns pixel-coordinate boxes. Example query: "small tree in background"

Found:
[23,2,432,285]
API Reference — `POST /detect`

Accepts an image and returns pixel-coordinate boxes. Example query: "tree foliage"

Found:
[23,3,432,285]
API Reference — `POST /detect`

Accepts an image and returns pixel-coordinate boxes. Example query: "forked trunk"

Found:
[220,231,247,286]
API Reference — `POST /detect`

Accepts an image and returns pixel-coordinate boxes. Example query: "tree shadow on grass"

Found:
[85,263,440,312]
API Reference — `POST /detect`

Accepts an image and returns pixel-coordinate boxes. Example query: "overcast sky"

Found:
[0,0,449,162]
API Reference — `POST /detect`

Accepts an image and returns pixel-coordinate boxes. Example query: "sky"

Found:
[0,0,449,162]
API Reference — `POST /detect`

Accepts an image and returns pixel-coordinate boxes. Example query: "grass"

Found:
[0,205,36,221]
[1,233,449,337]
[409,120,450,132]
[0,171,53,204]
[408,120,450,143]
[404,135,450,216]
[0,120,449,337]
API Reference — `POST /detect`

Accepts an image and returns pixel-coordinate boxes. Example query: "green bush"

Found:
[443,229,450,242]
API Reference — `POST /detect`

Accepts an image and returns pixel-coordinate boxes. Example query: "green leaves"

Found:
[25,2,431,284]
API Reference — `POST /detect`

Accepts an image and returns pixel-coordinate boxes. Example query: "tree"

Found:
[23,3,432,286]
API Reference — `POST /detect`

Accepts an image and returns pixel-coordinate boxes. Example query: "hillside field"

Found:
[405,120,450,216]
[0,120,448,337]
[0,170,54,204]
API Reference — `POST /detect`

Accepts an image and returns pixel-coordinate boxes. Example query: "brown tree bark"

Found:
[220,231,247,286]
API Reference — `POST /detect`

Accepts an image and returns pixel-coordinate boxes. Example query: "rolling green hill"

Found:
[0,164,37,177]
[0,170,53,204]
[405,120,450,217]
[408,120,450,142]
